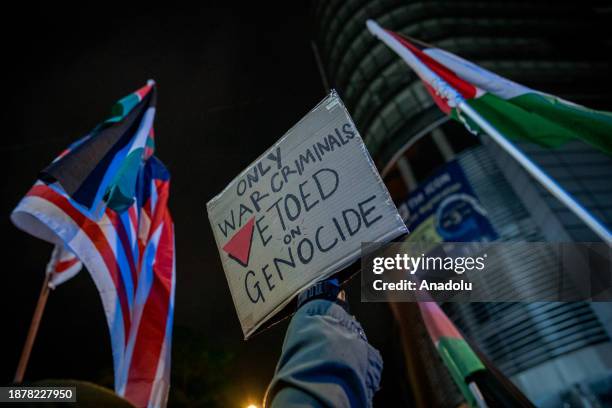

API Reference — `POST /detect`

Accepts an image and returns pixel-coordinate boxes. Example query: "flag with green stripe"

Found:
[40,80,157,217]
[367,20,612,155]
[418,302,485,406]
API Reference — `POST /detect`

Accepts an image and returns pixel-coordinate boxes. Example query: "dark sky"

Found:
[1,3,405,406]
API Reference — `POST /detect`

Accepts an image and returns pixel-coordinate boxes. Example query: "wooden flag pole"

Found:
[14,273,51,383]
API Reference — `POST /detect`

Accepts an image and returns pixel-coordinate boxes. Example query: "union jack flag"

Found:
[12,81,175,408]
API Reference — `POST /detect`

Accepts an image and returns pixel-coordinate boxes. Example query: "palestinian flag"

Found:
[40,80,157,217]
[417,302,484,406]
[367,20,612,155]
[418,302,534,407]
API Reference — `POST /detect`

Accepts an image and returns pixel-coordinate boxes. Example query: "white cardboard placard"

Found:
[207,91,407,338]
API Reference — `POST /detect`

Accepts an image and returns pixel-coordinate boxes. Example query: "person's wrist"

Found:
[297,278,348,312]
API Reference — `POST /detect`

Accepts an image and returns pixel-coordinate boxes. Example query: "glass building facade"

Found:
[313,0,612,404]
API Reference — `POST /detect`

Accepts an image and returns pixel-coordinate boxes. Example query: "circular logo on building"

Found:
[435,193,492,241]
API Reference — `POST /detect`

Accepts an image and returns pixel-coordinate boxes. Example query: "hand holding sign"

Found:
[207,91,407,338]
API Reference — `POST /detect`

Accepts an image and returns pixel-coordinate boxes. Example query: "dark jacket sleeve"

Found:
[264,299,383,408]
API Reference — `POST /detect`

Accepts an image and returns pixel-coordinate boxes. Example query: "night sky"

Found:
[1,3,404,406]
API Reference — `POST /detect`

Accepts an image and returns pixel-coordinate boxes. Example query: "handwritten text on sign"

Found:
[207,92,407,338]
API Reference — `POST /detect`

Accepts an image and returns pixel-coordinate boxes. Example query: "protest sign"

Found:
[207,91,408,338]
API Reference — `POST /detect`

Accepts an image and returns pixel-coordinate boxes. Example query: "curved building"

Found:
[313,0,612,404]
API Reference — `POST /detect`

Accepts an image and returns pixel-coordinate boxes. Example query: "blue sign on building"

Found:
[399,160,497,243]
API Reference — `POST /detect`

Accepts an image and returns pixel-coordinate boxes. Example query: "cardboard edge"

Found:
[206,90,341,210]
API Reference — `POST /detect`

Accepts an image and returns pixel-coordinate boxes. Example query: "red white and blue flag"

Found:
[11,82,175,408]
[45,245,83,289]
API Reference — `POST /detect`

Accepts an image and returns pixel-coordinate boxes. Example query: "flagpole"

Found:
[311,41,330,94]
[468,382,488,408]
[367,19,612,244]
[458,102,612,244]
[14,273,51,383]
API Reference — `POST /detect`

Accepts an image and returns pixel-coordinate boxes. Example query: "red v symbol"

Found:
[222,217,255,267]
